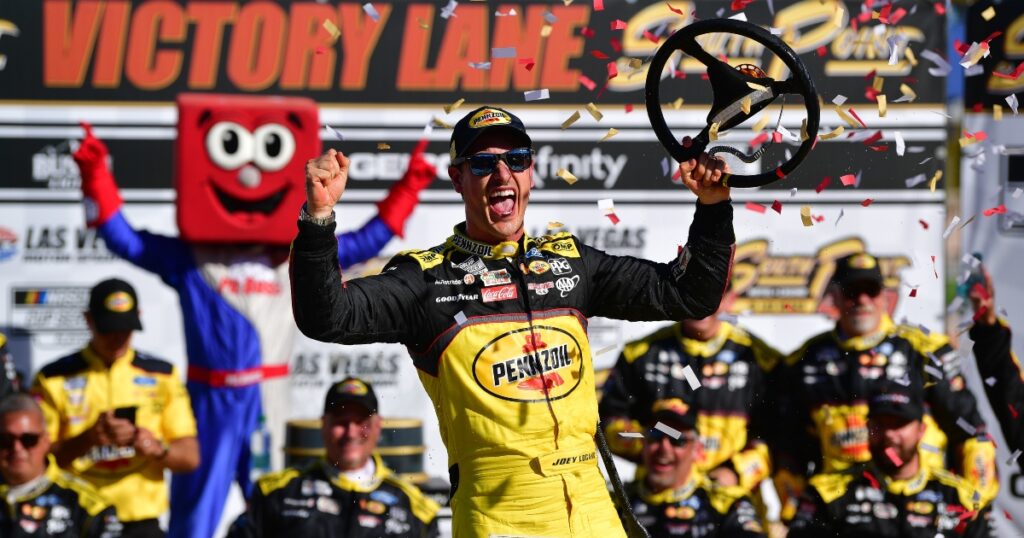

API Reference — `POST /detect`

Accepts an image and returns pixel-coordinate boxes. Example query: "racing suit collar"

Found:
[1,455,58,505]
[81,343,136,370]
[639,471,707,504]
[873,460,929,496]
[322,452,389,492]
[832,315,895,351]
[675,322,733,357]
[450,222,531,260]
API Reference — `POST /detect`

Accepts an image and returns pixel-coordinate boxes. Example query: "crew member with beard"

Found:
[769,252,997,521]
[627,398,765,537]
[788,383,994,537]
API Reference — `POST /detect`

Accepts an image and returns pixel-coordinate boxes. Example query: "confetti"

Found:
[325,124,344,141]
[492,47,517,59]
[848,108,868,128]
[955,418,977,436]
[981,6,996,21]
[921,49,952,77]
[579,75,597,91]
[561,110,581,130]
[772,200,782,214]
[671,97,684,110]
[682,365,701,390]
[800,206,813,227]
[893,83,917,103]
[992,62,1024,80]
[877,95,887,117]
[905,173,927,188]
[595,344,617,356]
[984,204,1007,216]
[958,42,990,69]
[925,364,944,379]
[1013,188,1023,199]
[377,142,390,150]
[840,174,857,186]
[661,158,670,177]
[494,7,518,16]
[524,89,550,101]
[820,126,845,140]
[440,0,458,19]
[920,442,941,454]
[709,122,721,141]
[443,98,465,114]
[518,58,535,71]
[654,421,682,439]
[363,3,380,22]
[909,288,917,297]
[836,107,860,129]
[753,115,770,132]
[322,19,341,41]
[598,128,619,142]
[1009,449,1022,465]
[929,170,943,192]
[556,168,578,185]
[610,19,627,30]
[815,177,831,193]
[885,447,904,467]
[431,117,454,129]
[543,10,556,23]
[607,62,618,80]
[745,201,767,214]
[593,0,604,11]
[835,208,845,227]
[861,198,874,207]
[919,219,929,229]
[832,94,848,106]
[741,97,752,115]
[468,61,492,70]
[618,432,645,438]
[1008,94,1020,115]
[994,104,1003,121]
[585,103,603,121]
[454,311,468,325]
[863,471,880,489]
[943,216,961,239]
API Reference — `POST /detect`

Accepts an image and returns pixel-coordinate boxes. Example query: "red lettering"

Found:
[125,1,186,90]
[280,3,335,90]
[337,3,391,90]
[92,2,131,88]
[489,5,546,90]
[227,1,286,91]
[433,4,489,90]
[187,2,237,89]
[43,0,104,87]
[396,4,436,89]
[541,6,589,90]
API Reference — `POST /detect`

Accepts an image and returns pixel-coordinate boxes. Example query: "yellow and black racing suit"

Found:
[788,462,993,537]
[968,318,1024,454]
[769,316,998,520]
[290,202,735,537]
[600,322,781,494]
[627,473,765,537]
[228,453,439,537]
[0,457,122,537]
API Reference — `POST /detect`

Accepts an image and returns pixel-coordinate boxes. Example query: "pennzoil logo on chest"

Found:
[472,326,584,403]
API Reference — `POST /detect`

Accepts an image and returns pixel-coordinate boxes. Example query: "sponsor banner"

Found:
[964,3,1024,107]
[0,0,944,104]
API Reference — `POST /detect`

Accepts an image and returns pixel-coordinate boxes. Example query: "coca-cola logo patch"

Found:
[482,284,518,303]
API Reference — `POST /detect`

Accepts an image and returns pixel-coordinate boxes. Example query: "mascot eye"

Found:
[205,122,254,170]
[253,124,296,172]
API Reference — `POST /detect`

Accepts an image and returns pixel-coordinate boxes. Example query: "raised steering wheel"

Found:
[646,18,820,188]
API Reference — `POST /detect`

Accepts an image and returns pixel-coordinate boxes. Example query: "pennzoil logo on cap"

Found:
[652,398,689,416]
[848,253,877,269]
[338,379,368,395]
[468,108,512,129]
[104,292,134,313]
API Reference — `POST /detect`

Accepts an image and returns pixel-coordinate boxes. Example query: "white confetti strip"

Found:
[1014,188,1024,199]
[729,12,747,21]
[924,365,944,380]
[440,0,458,19]
[985,377,997,387]
[789,188,798,197]
[492,47,516,59]
[524,89,550,101]
[832,95,848,106]
[920,443,941,454]
[1008,94,1020,115]
[618,432,645,439]
[682,365,701,390]
[962,253,981,268]
[595,344,617,356]
[942,216,961,239]
[468,61,492,70]
[718,313,739,324]
[887,35,903,65]
[918,324,931,336]
[325,124,344,140]
[654,421,682,440]
[362,3,380,21]
[494,7,517,16]
[543,11,557,23]
[958,42,990,69]
[454,311,468,325]
[1009,449,1022,465]
[920,49,951,77]
[955,418,977,436]
[597,198,615,213]
[661,157,670,177]
[895,132,905,156]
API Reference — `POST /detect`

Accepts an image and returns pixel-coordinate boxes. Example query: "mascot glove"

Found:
[73,122,122,227]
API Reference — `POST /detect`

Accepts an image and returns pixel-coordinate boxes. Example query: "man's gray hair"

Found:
[0,393,43,419]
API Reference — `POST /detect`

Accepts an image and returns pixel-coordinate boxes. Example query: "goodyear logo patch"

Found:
[472,326,583,403]
[104,291,134,313]
[469,108,512,129]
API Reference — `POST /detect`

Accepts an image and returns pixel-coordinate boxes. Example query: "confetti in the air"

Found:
[492,47,517,59]
[981,6,996,21]
[322,19,341,41]
[468,61,492,70]
[557,168,578,185]
[325,124,344,141]
[586,103,604,121]
[1009,449,1023,465]
[598,128,619,142]
[654,422,682,439]
[955,418,977,436]
[682,365,701,390]
[595,344,617,356]
[443,98,465,114]
[618,432,645,439]
[363,3,380,22]
[884,447,903,467]
[801,206,813,227]
[377,143,390,150]
[561,111,581,130]
[745,201,767,214]
[454,311,468,325]
[524,89,550,101]
[895,132,906,156]
[1008,94,1020,115]
[440,0,458,19]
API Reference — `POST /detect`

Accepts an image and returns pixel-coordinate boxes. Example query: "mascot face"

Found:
[175,94,320,245]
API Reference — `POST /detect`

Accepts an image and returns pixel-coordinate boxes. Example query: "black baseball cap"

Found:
[650,398,697,431]
[88,278,142,334]
[323,377,378,416]
[831,253,884,290]
[868,384,924,422]
[449,106,532,160]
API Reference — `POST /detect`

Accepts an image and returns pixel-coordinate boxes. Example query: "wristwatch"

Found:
[299,203,336,226]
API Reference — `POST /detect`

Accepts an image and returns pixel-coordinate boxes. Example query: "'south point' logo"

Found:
[472,326,583,403]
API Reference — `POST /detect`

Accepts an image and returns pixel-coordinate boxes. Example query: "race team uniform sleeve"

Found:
[969,319,1024,453]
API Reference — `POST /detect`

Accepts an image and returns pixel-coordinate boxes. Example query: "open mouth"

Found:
[488,188,516,218]
[211,182,287,215]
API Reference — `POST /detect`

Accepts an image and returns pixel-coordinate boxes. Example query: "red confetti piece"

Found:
[771,200,782,214]
[624,104,634,113]
[772,131,783,143]
[607,62,618,80]
[934,2,945,15]
[931,255,938,279]
[910,288,918,297]
[1011,405,1020,419]
[673,69,686,79]
[885,446,904,466]
[581,27,596,39]
[523,61,536,71]
[864,69,877,80]
[919,219,929,229]
[745,201,767,214]
[611,20,627,30]
[594,0,604,11]
[983,32,1002,45]
[813,215,825,223]
[643,30,661,44]
[610,37,622,53]
[671,168,681,181]
[993,62,1024,80]
[815,177,831,193]
[817,46,827,57]
[972,282,990,301]
[878,4,892,23]
[666,2,685,15]
[861,199,874,207]
[889,8,907,25]
[954,40,970,55]
[1005,510,1013,521]
[775,168,786,179]
[847,108,868,128]
[605,213,619,225]
[591,50,609,60]
[973,306,989,322]
[863,471,880,489]
[983,205,1007,216]
[840,174,857,186]
[868,145,888,152]
[579,75,597,91]
[315,46,328,55]
[731,0,756,10]
[862,131,883,145]
[749,132,769,148]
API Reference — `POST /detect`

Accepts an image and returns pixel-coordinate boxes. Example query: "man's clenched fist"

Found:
[305,148,349,218]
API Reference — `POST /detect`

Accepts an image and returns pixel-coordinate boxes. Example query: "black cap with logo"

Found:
[88,278,143,334]
[868,383,925,422]
[831,252,884,289]
[449,106,532,160]
[650,398,697,431]
[323,377,378,416]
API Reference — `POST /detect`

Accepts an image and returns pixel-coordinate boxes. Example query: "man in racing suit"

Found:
[601,288,781,494]
[0,394,122,537]
[965,263,1024,453]
[228,378,439,537]
[627,398,765,537]
[770,253,998,520]
[290,105,735,536]
[787,383,993,537]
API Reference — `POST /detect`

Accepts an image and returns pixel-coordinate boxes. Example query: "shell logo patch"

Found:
[849,253,878,269]
[469,108,512,129]
[338,379,368,395]
[104,292,134,313]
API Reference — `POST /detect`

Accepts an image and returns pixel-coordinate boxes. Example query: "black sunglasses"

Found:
[452,148,534,176]
[0,432,41,450]
[841,281,883,298]
[647,428,694,447]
